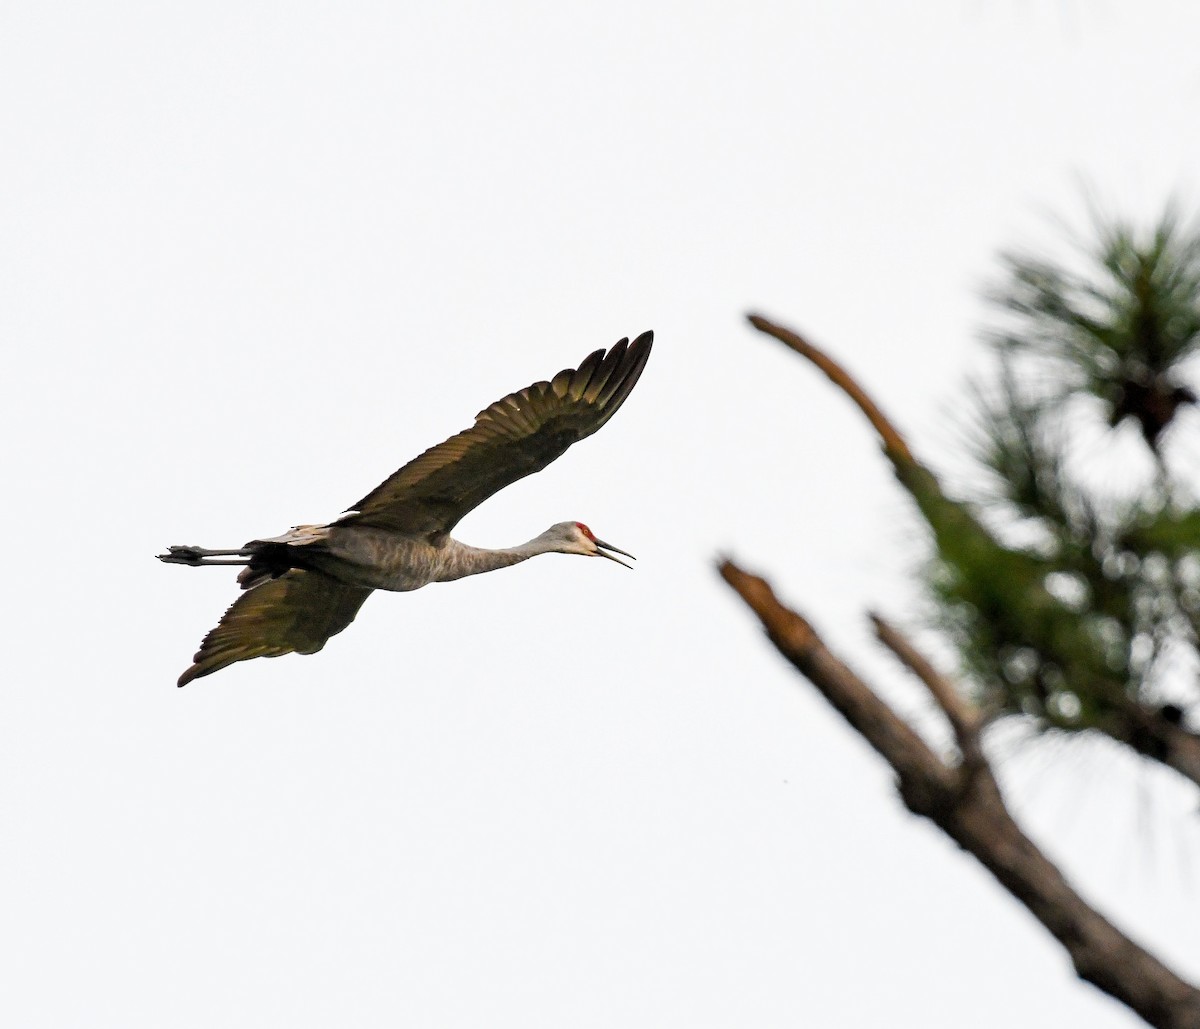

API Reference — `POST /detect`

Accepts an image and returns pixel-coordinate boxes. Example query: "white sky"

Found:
[4,3,1200,1027]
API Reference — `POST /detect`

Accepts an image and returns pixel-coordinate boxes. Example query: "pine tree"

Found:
[724,206,1200,1026]
[933,209,1200,780]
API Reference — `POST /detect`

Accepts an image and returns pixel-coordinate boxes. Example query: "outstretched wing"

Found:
[338,331,653,536]
[177,571,374,687]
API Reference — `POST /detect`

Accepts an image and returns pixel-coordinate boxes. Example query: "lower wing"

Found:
[178,570,374,686]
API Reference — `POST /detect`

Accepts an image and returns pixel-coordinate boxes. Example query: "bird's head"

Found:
[542,521,636,568]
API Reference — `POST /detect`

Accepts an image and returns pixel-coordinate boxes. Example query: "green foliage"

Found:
[988,207,1200,446]
[915,207,1200,733]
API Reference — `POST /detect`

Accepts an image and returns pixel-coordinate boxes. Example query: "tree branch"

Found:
[746,312,1200,795]
[720,558,1200,1028]
[719,559,954,801]
[747,313,913,464]
[1107,701,1200,792]
[869,612,983,764]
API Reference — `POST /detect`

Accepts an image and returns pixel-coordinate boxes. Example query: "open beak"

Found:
[594,537,636,570]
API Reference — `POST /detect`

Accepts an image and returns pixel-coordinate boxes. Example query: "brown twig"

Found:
[747,313,914,463]
[869,612,983,763]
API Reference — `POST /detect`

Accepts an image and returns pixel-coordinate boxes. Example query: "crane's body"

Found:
[168,520,628,593]
[159,332,652,686]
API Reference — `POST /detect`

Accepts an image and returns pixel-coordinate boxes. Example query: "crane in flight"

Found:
[159,331,652,686]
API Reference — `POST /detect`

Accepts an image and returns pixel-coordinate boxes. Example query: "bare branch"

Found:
[721,557,1200,1028]
[869,612,983,762]
[719,559,954,801]
[747,314,914,464]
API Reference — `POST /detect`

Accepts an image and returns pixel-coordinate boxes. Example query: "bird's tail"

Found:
[236,547,290,590]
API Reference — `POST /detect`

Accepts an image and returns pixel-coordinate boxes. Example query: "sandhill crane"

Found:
[159,332,652,686]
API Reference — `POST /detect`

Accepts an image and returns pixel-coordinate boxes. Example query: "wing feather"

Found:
[338,331,652,536]
[177,571,373,686]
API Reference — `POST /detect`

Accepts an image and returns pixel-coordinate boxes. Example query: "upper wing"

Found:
[177,571,374,686]
[337,331,653,536]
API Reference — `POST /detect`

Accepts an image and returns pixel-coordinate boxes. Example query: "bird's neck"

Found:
[433,533,561,583]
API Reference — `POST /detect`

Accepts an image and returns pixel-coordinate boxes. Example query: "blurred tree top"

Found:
[725,205,1200,1028]
[935,209,1200,779]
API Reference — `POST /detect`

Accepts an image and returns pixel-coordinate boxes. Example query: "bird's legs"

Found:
[157,545,253,567]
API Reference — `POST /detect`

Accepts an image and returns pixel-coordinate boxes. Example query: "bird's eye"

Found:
[575,522,593,538]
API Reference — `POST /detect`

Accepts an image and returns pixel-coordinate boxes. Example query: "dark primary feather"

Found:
[338,331,653,536]
[177,571,373,686]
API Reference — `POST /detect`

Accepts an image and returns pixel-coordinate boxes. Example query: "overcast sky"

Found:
[4,3,1200,1027]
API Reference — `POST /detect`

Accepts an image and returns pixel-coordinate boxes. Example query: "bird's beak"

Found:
[594,537,636,570]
